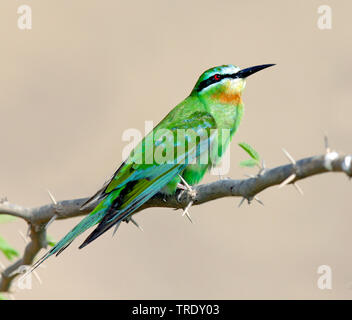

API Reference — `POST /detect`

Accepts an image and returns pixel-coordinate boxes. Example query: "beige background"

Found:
[0,0,351,299]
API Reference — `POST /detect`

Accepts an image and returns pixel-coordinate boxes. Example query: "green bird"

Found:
[31,63,274,270]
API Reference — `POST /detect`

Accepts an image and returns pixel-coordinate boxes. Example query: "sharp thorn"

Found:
[47,190,57,205]
[238,197,246,208]
[112,221,122,237]
[18,230,29,244]
[324,133,330,153]
[281,148,296,165]
[130,217,144,232]
[33,270,42,285]
[182,201,193,216]
[45,214,57,230]
[182,200,193,223]
[254,196,264,206]
[293,182,304,195]
[185,211,193,223]
[278,173,296,188]
[178,175,192,192]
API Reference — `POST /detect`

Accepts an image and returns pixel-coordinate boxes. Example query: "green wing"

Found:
[78,110,218,248]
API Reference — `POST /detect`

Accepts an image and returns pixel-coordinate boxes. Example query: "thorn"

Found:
[44,214,57,230]
[282,148,296,165]
[238,197,246,208]
[182,200,193,223]
[278,173,296,188]
[47,190,57,205]
[33,270,42,285]
[324,133,330,153]
[178,175,193,193]
[18,230,29,244]
[244,174,255,178]
[130,217,144,232]
[178,175,196,222]
[293,182,304,195]
[112,221,122,237]
[257,159,267,176]
[46,190,63,227]
[254,196,264,206]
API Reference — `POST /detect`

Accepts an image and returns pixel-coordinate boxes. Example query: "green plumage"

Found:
[30,63,274,271]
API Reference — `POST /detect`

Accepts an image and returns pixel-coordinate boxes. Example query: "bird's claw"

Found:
[177,175,196,223]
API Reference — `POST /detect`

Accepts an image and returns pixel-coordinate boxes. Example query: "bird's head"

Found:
[192,64,275,103]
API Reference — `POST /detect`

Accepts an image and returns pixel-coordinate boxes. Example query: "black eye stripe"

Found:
[196,73,235,92]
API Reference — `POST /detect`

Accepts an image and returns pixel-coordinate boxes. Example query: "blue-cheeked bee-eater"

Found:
[31,63,274,270]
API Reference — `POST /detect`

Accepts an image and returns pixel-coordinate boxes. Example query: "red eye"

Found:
[214,74,220,81]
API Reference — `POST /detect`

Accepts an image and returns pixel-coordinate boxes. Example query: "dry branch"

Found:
[1,151,351,292]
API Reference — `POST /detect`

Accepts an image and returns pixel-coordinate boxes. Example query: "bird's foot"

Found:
[177,175,196,223]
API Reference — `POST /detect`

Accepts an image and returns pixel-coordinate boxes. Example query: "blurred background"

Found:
[0,0,351,299]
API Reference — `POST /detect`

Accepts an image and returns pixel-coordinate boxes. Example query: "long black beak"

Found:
[232,64,275,79]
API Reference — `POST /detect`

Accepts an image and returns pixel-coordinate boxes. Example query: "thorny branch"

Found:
[0,150,351,293]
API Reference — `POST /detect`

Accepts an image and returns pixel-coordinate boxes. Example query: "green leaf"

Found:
[238,142,260,161]
[239,159,259,168]
[46,234,56,247]
[0,236,19,261]
[0,215,16,224]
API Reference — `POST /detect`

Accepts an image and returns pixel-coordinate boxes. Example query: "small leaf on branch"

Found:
[0,236,19,261]
[46,234,56,247]
[238,142,260,161]
[239,159,259,168]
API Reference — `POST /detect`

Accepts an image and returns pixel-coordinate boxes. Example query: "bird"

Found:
[30,63,275,270]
